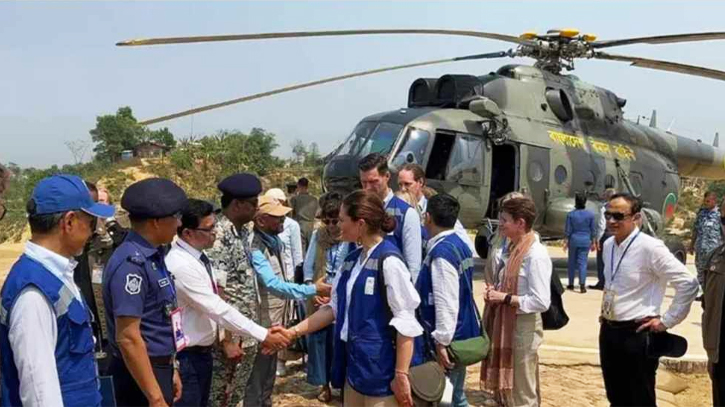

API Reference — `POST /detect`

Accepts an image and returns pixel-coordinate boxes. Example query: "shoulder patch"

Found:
[125,274,143,295]
[127,254,145,266]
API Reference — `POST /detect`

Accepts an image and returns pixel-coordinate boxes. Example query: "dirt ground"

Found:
[271,360,711,407]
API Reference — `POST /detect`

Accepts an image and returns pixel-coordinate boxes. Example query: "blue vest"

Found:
[411,233,481,366]
[0,255,101,407]
[385,196,413,256]
[330,240,402,397]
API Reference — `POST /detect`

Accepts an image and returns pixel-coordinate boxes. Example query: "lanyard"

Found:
[609,231,641,285]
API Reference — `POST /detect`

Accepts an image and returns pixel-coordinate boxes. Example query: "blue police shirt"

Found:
[102,231,177,357]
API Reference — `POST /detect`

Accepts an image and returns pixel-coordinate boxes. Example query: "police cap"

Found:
[121,178,188,218]
[217,173,262,199]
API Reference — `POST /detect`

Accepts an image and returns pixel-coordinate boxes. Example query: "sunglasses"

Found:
[191,226,216,234]
[604,211,634,222]
[321,218,339,226]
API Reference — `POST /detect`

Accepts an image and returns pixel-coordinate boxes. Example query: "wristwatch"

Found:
[504,294,512,306]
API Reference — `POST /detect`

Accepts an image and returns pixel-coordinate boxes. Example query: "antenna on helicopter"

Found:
[649,110,657,128]
[714,132,720,148]
[667,119,676,133]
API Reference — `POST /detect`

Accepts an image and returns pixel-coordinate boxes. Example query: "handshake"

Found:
[260,325,298,355]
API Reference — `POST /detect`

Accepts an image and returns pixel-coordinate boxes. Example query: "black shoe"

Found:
[566,285,575,290]
[588,283,605,290]
[696,295,704,302]
[580,285,587,294]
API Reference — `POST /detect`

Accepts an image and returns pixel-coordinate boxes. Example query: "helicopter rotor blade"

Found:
[138,51,511,126]
[593,52,725,82]
[117,29,532,47]
[592,32,725,49]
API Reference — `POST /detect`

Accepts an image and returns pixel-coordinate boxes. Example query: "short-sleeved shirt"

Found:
[205,214,260,348]
[291,193,319,224]
[695,208,723,253]
[102,231,177,357]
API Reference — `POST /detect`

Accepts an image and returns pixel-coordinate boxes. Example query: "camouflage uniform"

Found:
[694,207,723,287]
[206,214,260,407]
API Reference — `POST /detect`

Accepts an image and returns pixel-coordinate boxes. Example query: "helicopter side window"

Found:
[426,132,456,180]
[447,135,484,184]
[392,128,430,167]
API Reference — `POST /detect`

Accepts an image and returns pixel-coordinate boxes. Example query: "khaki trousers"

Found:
[510,313,543,407]
[344,382,399,407]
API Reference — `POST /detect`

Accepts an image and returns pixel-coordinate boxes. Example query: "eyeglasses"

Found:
[321,218,339,226]
[604,211,633,222]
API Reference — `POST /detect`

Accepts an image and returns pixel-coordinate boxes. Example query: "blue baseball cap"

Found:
[31,174,115,218]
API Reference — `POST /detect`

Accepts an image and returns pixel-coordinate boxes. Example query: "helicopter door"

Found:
[486,143,519,218]
[425,131,485,225]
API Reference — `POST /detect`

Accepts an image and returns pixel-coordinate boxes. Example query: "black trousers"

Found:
[599,322,659,407]
[596,233,611,286]
[176,348,213,407]
[109,353,175,407]
[713,360,725,406]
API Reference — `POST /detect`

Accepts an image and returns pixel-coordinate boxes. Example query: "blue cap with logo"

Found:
[31,174,115,218]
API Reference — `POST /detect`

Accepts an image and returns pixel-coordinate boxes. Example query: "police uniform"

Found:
[102,178,187,407]
[695,207,723,288]
[206,173,263,407]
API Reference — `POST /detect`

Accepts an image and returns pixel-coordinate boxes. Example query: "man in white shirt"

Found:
[0,174,115,407]
[165,199,291,407]
[397,163,477,255]
[599,193,698,407]
[359,153,423,277]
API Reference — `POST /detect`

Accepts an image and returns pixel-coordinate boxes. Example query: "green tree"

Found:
[291,139,307,164]
[89,107,145,162]
[304,142,322,167]
[142,127,177,149]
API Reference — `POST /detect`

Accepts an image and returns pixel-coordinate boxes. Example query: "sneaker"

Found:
[588,283,604,290]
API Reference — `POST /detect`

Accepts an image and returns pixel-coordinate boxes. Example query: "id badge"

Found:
[92,265,103,285]
[171,308,189,352]
[364,277,375,295]
[601,289,616,320]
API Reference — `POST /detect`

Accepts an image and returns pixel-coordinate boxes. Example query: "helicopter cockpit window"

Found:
[446,135,484,183]
[391,128,430,167]
[341,121,403,158]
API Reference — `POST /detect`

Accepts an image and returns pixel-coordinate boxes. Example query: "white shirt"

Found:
[165,239,268,347]
[492,239,552,314]
[597,205,607,240]
[9,242,83,407]
[417,196,477,255]
[385,190,423,277]
[328,241,423,341]
[602,227,699,327]
[279,217,303,280]
[425,230,461,346]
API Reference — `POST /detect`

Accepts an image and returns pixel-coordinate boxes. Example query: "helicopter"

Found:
[117,28,725,261]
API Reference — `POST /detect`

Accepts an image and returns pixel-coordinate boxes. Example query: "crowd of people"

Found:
[2,153,725,407]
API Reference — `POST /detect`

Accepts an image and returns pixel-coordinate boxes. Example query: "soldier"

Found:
[205,173,264,407]
[290,177,319,253]
[0,174,114,407]
[359,153,423,278]
[103,178,187,407]
[690,191,723,298]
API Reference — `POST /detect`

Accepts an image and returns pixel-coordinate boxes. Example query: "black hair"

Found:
[26,198,66,234]
[297,177,310,187]
[609,193,643,214]
[575,191,587,210]
[221,194,234,209]
[357,152,389,175]
[319,191,344,219]
[178,199,215,236]
[426,193,459,229]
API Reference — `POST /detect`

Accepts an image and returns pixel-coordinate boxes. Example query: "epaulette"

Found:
[127,252,145,266]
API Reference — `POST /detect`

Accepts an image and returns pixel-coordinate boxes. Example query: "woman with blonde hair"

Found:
[483,192,526,284]
[481,196,552,407]
[286,189,423,406]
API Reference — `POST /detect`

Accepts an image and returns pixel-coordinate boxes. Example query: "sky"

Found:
[2,1,725,168]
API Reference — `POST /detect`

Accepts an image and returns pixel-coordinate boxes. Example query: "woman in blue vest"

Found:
[565,192,596,293]
[412,193,480,407]
[286,189,423,407]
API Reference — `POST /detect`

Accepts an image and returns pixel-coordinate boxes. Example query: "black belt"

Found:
[600,318,641,329]
[149,355,175,365]
[181,345,213,354]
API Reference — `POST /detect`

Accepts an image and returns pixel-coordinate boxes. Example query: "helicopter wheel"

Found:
[664,236,687,265]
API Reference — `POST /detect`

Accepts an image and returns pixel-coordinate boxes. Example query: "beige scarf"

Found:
[480,231,536,403]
